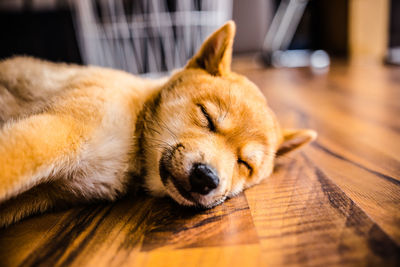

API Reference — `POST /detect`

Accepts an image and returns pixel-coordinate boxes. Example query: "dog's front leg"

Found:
[0,113,89,203]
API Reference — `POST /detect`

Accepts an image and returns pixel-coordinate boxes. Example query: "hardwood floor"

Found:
[0,57,399,266]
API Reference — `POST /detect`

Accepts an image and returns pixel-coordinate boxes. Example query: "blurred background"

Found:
[0,0,398,76]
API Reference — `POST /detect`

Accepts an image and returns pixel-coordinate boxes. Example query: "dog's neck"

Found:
[127,81,164,191]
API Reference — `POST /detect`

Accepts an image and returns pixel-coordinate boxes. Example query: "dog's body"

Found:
[0,21,316,227]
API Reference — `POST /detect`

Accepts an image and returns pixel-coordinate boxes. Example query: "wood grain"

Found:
[0,57,399,266]
[246,156,399,266]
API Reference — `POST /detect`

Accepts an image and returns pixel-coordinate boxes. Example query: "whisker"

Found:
[156,116,179,143]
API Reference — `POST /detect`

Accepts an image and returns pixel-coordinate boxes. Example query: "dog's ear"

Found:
[276,129,317,157]
[185,20,236,76]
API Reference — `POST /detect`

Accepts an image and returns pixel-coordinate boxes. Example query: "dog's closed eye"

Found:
[198,104,216,132]
[238,158,253,175]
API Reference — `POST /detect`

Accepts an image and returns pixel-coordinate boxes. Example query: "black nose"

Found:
[189,163,219,195]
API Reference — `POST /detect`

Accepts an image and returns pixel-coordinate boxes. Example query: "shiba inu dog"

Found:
[0,21,316,227]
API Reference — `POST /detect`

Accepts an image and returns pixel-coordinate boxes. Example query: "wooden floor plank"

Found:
[140,193,258,251]
[0,192,258,266]
[306,142,400,244]
[128,245,262,267]
[245,155,400,266]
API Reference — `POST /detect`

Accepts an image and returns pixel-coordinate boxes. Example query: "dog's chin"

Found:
[159,161,225,209]
[163,177,226,209]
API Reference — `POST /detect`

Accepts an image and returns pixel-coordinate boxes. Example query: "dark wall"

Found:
[389,0,400,47]
[0,8,81,63]
[289,0,349,56]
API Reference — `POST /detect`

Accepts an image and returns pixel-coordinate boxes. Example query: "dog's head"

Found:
[139,21,316,208]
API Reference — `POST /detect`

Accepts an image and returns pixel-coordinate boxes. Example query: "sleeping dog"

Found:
[0,21,316,227]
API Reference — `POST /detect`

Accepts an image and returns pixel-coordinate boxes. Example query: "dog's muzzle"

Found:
[159,146,222,207]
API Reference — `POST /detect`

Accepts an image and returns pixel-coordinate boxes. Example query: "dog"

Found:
[0,21,316,227]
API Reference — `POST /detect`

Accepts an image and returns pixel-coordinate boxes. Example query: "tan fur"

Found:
[0,21,316,227]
